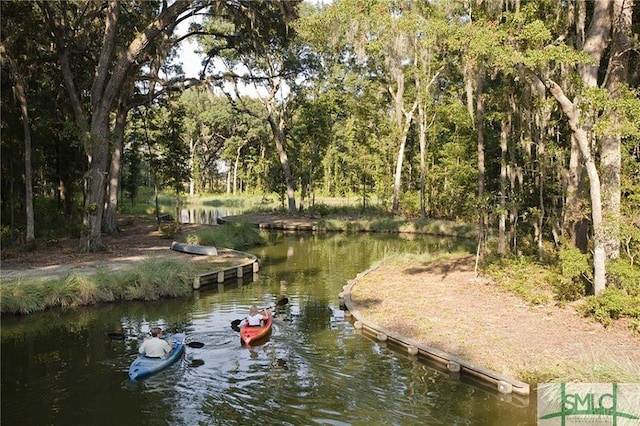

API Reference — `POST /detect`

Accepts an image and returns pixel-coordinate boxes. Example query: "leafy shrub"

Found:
[554,245,591,301]
[396,191,421,217]
[606,259,640,296]
[580,287,640,327]
[482,255,554,305]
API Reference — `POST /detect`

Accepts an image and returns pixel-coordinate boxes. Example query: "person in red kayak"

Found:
[139,327,173,358]
[244,305,270,327]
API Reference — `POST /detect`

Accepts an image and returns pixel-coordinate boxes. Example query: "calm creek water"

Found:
[1,230,536,425]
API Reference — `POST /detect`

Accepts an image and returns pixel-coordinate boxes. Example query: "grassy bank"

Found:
[482,255,640,336]
[355,252,640,384]
[1,259,201,315]
[0,222,266,315]
[521,355,640,384]
[3,193,638,343]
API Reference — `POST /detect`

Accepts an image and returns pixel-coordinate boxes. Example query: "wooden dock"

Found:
[193,252,259,289]
[171,242,260,290]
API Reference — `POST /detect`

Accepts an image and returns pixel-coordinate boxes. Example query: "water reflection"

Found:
[1,231,535,425]
[166,206,246,225]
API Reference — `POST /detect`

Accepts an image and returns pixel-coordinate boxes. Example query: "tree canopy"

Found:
[2,0,639,297]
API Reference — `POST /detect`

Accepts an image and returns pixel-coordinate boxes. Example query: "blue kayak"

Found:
[128,333,185,380]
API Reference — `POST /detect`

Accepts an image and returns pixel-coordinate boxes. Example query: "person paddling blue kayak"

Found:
[128,329,186,380]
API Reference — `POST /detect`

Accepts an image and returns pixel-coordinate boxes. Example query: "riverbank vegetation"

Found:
[483,254,640,336]
[0,218,267,315]
[1,259,199,315]
[185,222,267,250]
[3,193,639,334]
[522,354,640,384]
[362,252,640,383]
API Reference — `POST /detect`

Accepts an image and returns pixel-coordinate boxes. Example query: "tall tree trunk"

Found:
[532,77,552,261]
[3,50,35,244]
[545,0,612,295]
[546,80,607,295]
[104,97,127,234]
[189,138,195,197]
[508,138,519,252]
[498,117,508,255]
[600,0,631,260]
[464,62,475,128]
[564,135,589,251]
[475,66,486,266]
[537,127,545,262]
[233,145,241,196]
[84,112,112,250]
[418,103,427,220]
[390,68,420,214]
[417,98,438,219]
[266,111,296,214]
[390,70,405,214]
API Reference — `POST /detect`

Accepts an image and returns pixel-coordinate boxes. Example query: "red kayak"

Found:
[240,312,273,345]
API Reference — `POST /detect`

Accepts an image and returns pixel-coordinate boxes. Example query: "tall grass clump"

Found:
[1,259,200,315]
[119,258,194,301]
[42,278,84,309]
[185,222,267,250]
[553,355,640,383]
[63,273,116,306]
[92,267,127,300]
[0,279,49,314]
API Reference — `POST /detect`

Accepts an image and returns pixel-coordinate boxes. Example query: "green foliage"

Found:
[305,203,332,217]
[429,138,477,221]
[621,143,640,265]
[63,273,116,306]
[0,279,49,314]
[580,287,640,327]
[396,191,421,217]
[482,256,554,305]
[584,86,640,138]
[185,223,267,250]
[1,225,19,247]
[304,201,389,219]
[484,243,639,332]
[516,20,552,44]
[554,245,592,301]
[606,259,640,296]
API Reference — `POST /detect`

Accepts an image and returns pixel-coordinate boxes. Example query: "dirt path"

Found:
[349,255,640,382]
[1,222,227,281]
